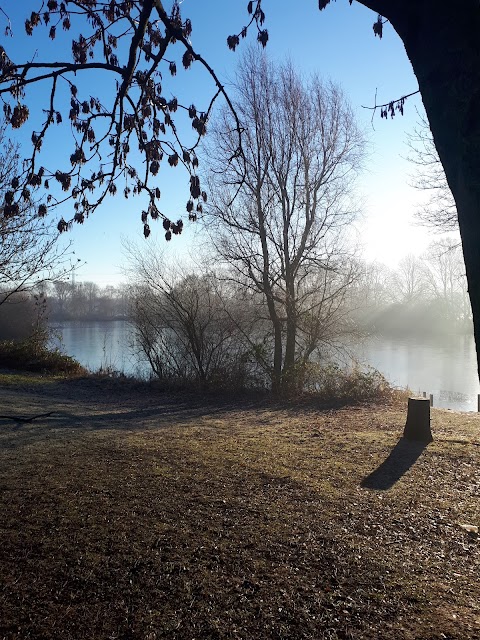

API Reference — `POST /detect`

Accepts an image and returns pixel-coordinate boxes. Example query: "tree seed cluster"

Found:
[0,0,258,240]
[227,1,268,51]
[381,97,406,119]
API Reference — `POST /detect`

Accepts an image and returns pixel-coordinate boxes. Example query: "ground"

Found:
[0,375,479,639]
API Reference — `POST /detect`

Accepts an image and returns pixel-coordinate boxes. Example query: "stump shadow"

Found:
[361,437,430,491]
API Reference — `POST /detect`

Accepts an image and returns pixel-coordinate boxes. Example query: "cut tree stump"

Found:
[403,397,433,442]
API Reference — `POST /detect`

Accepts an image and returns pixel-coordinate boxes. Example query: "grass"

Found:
[0,378,479,639]
[0,371,59,386]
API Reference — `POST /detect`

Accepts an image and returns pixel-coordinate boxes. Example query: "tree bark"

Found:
[271,318,283,394]
[283,278,297,390]
[360,0,480,378]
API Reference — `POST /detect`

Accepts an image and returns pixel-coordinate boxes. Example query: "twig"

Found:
[0,411,54,423]
[0,5,12,35]
[362,88,420,127]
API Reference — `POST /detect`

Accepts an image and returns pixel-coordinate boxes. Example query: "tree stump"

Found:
[403,397,433,442]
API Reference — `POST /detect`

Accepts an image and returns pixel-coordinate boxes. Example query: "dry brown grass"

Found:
[0,378,479,639]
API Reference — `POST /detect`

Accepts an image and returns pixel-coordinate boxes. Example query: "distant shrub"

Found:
[0,326,86,376]
[135,357,267,395]
[302,361,394,404]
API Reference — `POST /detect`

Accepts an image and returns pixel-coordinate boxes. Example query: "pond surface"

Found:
[351,333,479,411]
[50,320,141,376]
[52,321,480,411]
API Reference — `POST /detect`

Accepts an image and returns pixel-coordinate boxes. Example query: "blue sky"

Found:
[4,1,436,285]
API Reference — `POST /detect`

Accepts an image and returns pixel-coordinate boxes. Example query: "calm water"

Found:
[351,333,480,411]
[50,320,141,377]
[52,321,480,411]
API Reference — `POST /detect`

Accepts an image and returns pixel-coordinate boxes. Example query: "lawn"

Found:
[0,378,479,639]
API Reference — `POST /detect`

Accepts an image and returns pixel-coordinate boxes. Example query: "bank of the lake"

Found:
[51,320,480,411]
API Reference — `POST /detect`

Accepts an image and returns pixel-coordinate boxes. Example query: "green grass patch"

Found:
[0,371,58,386]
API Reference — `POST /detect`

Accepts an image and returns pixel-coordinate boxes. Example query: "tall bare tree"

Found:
[390,254,427,304]
[422,238,471,325]
[205,54,364,392]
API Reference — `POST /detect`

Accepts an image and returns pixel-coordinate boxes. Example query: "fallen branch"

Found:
[0,411,54,423]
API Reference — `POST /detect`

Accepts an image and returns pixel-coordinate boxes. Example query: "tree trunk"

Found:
[403,397,433,442]
[283,279,297,391]
[271,319,283,394]
[383,0,480,378]
[263,288,283,393]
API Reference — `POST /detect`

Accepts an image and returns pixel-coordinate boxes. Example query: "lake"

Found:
[351,333,480,411]
[50,320,141,377]
[51,320,480,411]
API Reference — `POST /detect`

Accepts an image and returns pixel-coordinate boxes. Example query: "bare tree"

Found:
[51,280,73,317]
[423,239,463,299]
[422,238,471,326]
[204,53,364,392]
[124,241,251,389]
[355,261,394,310]
[0,122,73,306]
[389,254,427,304]
[408,116,458,235]
[82,281,100,316]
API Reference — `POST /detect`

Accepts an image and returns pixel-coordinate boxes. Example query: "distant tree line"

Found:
[0,282,129,342]
[353,239,471,336]
[39,237,470,333]
[45,281,129,321]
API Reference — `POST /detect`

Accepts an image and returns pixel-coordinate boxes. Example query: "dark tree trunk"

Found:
[366,0,480,378]
[271,318,283,394]
[263,286,283,393]
[283,279,297,391]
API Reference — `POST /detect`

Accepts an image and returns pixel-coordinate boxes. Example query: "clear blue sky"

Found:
[4,1,435,286]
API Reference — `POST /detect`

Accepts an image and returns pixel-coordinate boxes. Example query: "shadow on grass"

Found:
[0,396,273,450]
[361,437,430,491]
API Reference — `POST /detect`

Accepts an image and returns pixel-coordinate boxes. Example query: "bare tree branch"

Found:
[0,1,268,239]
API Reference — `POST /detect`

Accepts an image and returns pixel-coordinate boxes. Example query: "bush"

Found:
[302,361,394,404]
[0,327,86,376]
